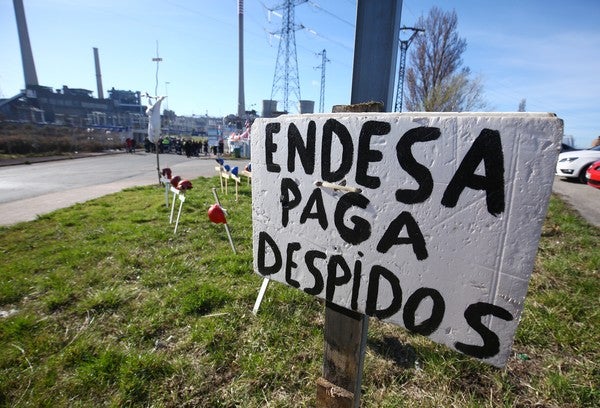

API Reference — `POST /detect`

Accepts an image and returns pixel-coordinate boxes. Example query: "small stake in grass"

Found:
[161,177,171,208]
[169,176,182,223]
[161,168,172,207]
[171,179,192,234]
[209,188,236,254]
[215,158,225,193]
[252,276,270,315]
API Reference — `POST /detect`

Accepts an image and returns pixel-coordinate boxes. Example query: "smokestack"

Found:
[237,0,245,118]
[93,47,104,99]
[13,0,39,87]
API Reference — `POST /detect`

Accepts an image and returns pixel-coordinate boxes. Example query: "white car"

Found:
[555,145,600,183]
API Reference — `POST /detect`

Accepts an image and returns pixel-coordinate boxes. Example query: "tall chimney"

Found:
[93,47,104,99]
[13,0,39,87]
[237,0,245,118]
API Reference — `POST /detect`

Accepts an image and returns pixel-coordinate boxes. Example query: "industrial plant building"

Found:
[0,0,153,142]
[1,85,145,127]
[2,0,312,145]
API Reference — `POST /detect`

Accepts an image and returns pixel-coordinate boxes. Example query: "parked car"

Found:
[556,145,600,183]
[561,143,578,152]
[585,160,600,188]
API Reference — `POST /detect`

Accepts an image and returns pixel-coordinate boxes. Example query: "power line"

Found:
[307,1,354,28]
[303,26,353,52]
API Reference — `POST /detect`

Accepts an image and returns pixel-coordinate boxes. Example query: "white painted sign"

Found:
[251,112,562,367]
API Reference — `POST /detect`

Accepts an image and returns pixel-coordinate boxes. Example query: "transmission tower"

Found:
[394,27,424,112]
[269,0,307,113]
[315,49,330,113]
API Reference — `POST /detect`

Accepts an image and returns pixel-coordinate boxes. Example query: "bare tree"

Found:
[518,98,527,112]
[405,7,486,112]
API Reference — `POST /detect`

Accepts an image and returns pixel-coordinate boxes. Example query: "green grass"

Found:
[0,178,598,407]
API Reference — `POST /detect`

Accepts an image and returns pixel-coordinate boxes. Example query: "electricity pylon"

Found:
[315,49,330,113]
[394,27,424,112]
[269,0,307,113]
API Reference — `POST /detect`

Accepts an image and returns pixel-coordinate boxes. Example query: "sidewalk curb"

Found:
[0,150,126,167]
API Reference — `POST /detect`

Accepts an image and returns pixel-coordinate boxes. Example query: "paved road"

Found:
[0,154,598,228]
[552,176,600,228]
[0,152,247,226]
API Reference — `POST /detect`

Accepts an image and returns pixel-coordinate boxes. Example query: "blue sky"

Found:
[1,0,599,147]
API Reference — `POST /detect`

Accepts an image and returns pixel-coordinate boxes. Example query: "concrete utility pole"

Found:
[394,27,424,112]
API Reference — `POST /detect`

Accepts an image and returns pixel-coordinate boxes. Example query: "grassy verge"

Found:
[0,178,598,407]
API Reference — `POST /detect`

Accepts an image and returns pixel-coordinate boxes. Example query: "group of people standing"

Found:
[142,136,224,157]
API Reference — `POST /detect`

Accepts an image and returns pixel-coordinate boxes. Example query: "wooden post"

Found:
[317,303,370,408]
[317,1,401,406]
